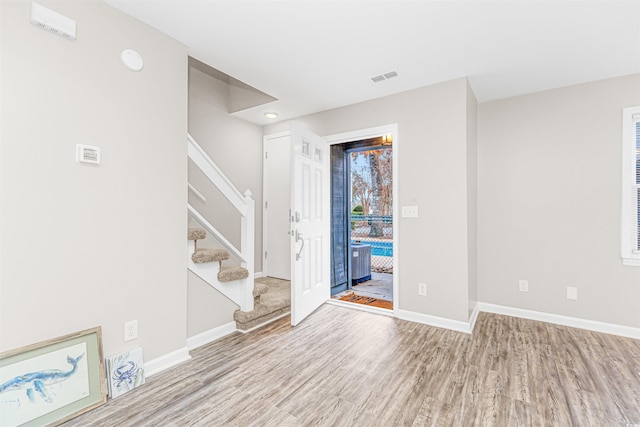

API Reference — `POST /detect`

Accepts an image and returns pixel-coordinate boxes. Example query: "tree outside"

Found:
[350,147,392,237]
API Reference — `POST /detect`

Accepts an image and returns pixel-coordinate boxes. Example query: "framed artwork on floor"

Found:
[0,326,107,427]
[105,347,145,398]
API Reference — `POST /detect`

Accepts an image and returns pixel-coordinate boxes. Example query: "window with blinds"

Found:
[621,106,640,266]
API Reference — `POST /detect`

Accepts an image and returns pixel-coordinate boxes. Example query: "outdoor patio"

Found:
[332,272,393,303]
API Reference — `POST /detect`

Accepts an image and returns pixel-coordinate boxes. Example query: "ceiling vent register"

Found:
[371,71,399,83]
[30,2,77,41]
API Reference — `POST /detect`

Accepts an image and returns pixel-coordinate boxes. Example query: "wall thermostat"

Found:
[76,144,100,165]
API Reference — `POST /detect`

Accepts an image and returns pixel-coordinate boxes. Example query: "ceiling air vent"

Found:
[371,70,398,83]
[30,2,77,41]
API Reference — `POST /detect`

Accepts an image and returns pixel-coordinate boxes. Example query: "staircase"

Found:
[187,134,290,332]
[188,226,290,331]
[189,228,249,282]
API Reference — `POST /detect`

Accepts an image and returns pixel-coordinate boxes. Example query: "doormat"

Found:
[338,293,393,310]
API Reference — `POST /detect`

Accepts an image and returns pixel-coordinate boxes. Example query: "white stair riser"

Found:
[187,240,254,311]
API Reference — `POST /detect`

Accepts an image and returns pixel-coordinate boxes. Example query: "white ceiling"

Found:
[106,0,640,125]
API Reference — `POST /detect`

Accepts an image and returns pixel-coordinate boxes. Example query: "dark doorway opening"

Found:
[330,135,393,309]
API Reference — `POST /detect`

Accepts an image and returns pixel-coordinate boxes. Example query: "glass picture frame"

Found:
[0,326,107,427]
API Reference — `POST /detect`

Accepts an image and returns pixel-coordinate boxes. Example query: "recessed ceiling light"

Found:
[264,112,279,119]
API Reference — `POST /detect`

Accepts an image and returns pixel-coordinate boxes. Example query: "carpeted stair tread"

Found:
[188,228,206,241]
[218,266,249,282]
[234,277,291,331]
[234,304,290,331]
[191,248,230,263]
[253,282,269,297]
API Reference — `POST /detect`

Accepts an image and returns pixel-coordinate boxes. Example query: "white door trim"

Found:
[325,124,399,317]
[263,132,293,280]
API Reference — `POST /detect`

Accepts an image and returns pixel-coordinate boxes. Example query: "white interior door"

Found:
[290,124,330,326]
[264,134,292,280]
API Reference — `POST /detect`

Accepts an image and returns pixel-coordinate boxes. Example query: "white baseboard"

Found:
[254,271,264,279]
[478,302,640,340]
[468,303,480,332]
[329,299,638,340]
[145,347,191,377]
[186,322,237,350]
[396,309,475,334]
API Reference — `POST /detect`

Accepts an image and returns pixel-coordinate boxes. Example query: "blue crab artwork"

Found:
[0,354,84,404]
[112,361,140,388]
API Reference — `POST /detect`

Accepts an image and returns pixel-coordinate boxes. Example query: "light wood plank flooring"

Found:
[63,305,640,426]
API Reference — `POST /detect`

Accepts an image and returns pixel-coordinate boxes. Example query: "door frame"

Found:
[262,131,292,280]
[325,124,399,317]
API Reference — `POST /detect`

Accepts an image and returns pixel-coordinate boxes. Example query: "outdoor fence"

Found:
[351,214,393,273]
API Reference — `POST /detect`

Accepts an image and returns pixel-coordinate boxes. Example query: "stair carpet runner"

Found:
[188,228,249,283]
[188,228,290,331]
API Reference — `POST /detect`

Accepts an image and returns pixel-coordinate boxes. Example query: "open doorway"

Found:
[330,135,393,310]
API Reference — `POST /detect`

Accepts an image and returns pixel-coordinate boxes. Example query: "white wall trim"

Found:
[469,303,480,333]
[325,124,398,145]
[326,299,394,317]
[620,106,640,266]
[478,302,640,340]
[324,123,400,321]
[186,322,237,351]
[144,347,191,377]
[396,309,474,334]
[254,271,264,279]
[188,183,206,203]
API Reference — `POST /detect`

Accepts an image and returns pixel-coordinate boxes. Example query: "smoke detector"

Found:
[121,49,144,72]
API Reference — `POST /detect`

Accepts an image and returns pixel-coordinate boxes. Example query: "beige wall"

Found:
[478,74,640,327]
[187,271,238,337]
[265,78,476,323]
[0,1,188,360]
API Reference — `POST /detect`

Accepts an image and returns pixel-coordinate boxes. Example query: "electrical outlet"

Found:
[402,206,419,218]
[566,287,578,300]
[518,280,529,292]
[418,283,427,296]
[124,320,138,342]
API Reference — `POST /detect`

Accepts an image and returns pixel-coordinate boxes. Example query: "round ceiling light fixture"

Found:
[120,49,144,72]
[264,112,279,119]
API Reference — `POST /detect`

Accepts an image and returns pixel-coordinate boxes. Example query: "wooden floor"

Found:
[63,305,640,426]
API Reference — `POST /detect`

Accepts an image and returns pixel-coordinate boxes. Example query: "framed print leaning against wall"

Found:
[0,326,107,427]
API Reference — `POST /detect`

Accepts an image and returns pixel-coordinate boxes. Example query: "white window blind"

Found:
[621,107,640,266]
